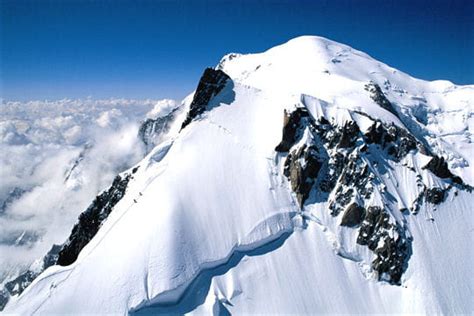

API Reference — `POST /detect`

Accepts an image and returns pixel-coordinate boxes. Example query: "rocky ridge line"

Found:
[275,87,470,284]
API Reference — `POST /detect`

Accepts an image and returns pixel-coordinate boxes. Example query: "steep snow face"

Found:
[7,81,299,314]
[5,36,473,314]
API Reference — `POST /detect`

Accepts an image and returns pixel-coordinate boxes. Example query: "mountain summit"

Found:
[5,36,473,314]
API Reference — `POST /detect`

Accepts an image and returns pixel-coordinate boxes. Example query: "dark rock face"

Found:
[4,271,36,298]
[341,203,365,227]
[328,157,372,217]
[181,68,231,130]
[365,82,399,118]
[357,207,410,285]
[43,244,62,268]
[139,109,178,153]
[319,152,345,193]
[338,121,360,148]
[283,145,322,205]
[0,290,8,311]
[425,187,446,204]
[364,122,417,161]
[275,108,310,152]
[423,156,463,185]
[57,174,131,266]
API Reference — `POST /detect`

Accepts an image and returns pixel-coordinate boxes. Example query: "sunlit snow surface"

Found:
[5,36,474,314]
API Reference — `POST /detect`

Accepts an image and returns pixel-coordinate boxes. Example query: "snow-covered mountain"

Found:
[4,36,473,314]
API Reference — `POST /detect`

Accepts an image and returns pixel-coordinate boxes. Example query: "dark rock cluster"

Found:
[340,203,366,227]
[423,156,463,185]
[283,145,322,205]
[364,82,399,118]
[274,103,468,285]
[424,187,446,204]
[0,291,7,311]
[328,157,372,217]
[357,206,410,284]
[275,108,311,152]
[181,68,231,130]
[64,144,92,182]
[1,271,35,309]
[338,121,360,149]
[57,173,132,266]
[364,121,417,161]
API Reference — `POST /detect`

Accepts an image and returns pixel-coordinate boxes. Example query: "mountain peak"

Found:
[271,35,353,53]
[4,37,473,314]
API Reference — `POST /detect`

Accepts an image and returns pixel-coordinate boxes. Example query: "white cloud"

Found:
[146,99,177,119]
[0,98,174,283]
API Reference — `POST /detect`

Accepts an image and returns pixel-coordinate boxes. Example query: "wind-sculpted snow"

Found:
[131,212,296,314]
[5,36,474,314]
[194,192,473,314]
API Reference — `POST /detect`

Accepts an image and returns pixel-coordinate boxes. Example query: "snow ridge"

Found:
[4,35,473,314]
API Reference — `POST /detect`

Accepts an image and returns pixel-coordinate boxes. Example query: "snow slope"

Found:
[0,98,177,308]
[193,190,472,315]
[5,36,473,314]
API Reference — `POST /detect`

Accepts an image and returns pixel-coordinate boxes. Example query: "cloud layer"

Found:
[0,98,175,283]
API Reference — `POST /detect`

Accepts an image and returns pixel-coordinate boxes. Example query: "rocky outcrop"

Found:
[423,156,463,185]
[139,108,179,153]
[425,187,446,204]
[357,206,410,285]
[275,108,311,152]
[181,68,231,130]
[338,121,359,148]
[341,203,365,227]
[57,173,131,266]
[0,291,7,311]
[365,82,399,118]
[364,122,417,161]
[328,156,372,216]
[283,145,322,205]
[275,103,468,286]
[64,144,92,182]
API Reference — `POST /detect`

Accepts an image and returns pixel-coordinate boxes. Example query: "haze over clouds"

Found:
[0,98,175,281]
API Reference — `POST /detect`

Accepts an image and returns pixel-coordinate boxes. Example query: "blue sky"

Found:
[1,0,473,101]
